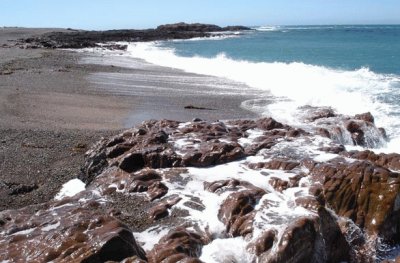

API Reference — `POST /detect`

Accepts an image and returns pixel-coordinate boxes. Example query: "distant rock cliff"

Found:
[156,22,251,32]
[18,22,252,49]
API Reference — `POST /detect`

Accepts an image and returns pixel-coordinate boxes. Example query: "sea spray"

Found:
[124,41,400,152]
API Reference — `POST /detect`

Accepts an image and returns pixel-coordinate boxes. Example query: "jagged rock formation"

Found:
[1,109,399,262]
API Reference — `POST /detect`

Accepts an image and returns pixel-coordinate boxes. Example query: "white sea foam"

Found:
[55,179,86,200]
[254,26,280,32]
[200,237,255,263]
[133,227,171,252]
[42,222,60,232]
[120,42,400,152]
[173,33,241,41]
[153,133,342,256]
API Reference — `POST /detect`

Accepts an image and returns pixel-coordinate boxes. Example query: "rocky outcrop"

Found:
[19,23,251,49]
[343,150,400,171]
[250,208,350,263]
[0,193,146,262]
[81,117,295,185]
[302,107,388,148]
[1,113,399,262]
[217,185,266,237]
[156,22,250,32]
[73,116,400,262]
[309,159,400,243]
[147,228,206,263]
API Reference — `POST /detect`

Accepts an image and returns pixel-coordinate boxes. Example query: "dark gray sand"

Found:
[0,28,258,211]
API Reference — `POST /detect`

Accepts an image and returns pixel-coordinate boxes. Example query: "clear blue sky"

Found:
[1,0,399,30]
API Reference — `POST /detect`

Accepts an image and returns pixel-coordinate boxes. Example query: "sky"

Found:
[1,0,399,30]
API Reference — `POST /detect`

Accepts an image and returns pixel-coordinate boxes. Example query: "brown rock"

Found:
[307,107,336,122]
[286,128,308,137]
[256,117,285,130]
[260,217,317,263]
[250,159,300,171]
[311,160,400,242]
[295,196,321,212]
[247,229,277,256]
[269,177,290,192]
[355,112,374,123]
[318,144,346,154]
[343,150,400,171]
[119,152,146,173]
[345,120,365,145]
[148,196,182,220]
[245,136,281,155]
[204,179,265,195]
[107,144,132,159]
[182,142,245,167]
[255,211,350,263]
[148,181,169,201]
[147,228,205,263]
[317,207,351,263]
[218,187,266,237]
[317,127,332,138]
[0,196,146,262]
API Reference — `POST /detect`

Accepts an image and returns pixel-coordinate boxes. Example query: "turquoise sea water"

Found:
[126,25,400,151]
[161,25,400,74]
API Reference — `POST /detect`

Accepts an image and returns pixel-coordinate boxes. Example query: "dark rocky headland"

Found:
[1,24,400,263]
[19,22,251,49]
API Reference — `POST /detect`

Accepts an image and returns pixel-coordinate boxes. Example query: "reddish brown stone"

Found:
[317,127,332,138]
[256,212,350,263]
[318,144,346,154]
[204,179,264,195]
[147,228,205,263]
[256,117,285,130]
[148,181,169,201]
[355,112,374,123]
[260,217,317,263]
[148,196,182,221]
[182,142,245,167]
[310,160,400,242]
[218,187,266,237]
[249,159,300,171]
[247,229,277,256]
[343,150,400,171]
[0,196,146,263]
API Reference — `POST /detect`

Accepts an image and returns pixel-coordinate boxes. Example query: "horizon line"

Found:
[1,22,400,31]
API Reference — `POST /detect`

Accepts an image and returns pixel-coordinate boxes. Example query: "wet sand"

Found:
[0,28,258,210]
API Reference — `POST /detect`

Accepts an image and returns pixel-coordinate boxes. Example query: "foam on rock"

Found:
[0,111,399,262]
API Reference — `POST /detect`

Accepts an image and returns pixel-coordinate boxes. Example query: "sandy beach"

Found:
[0,27,257,211]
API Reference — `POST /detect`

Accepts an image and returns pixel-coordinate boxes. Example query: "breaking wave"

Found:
[121,42,400,152]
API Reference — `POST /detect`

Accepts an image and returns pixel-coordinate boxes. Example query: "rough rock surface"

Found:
[310,159,400,243]
[147,228,206,263]
[0,193,146,262]
[1,110,399,262]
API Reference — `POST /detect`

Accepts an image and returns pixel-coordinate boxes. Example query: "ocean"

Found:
[123,24,400,153]
[77,25,400,261]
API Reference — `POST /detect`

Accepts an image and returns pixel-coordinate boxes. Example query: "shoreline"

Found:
[0,28,258,211]
[1,26,400,262]
[80,50,260,127]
